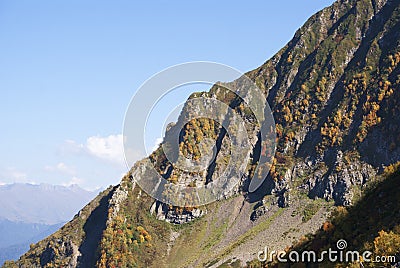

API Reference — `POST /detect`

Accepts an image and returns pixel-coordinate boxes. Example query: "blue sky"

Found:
[0,0,334,190]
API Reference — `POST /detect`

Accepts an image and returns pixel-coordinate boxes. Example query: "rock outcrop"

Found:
[4,0,400,267]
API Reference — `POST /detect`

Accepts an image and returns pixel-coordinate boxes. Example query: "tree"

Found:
[373,230,400,257]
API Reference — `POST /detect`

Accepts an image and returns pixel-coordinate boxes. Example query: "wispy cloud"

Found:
[2,167,27,181]
[86,134,124,164]
[0,167,36,184]
[152,137,163,152]
[45,162,76,175]
[62,134,133,166]
[62,139,84,154]
[62,176,83,187]
[60,133,147,180]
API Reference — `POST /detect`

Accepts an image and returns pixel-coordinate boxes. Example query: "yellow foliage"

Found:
[139,234,145,243]
[287,53,293,63]
[332,206,348,220]
[383,161,400,176]
[373,230,400,256]
[283,105,292,123]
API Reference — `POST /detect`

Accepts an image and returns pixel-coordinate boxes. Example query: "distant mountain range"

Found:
[0,183,97,265]
[0,183,97,224]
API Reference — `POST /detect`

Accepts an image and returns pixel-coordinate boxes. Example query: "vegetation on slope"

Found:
[3,0,400,267]
[96,177,170,268]
[3,186,115,267]
[246,162,400,267]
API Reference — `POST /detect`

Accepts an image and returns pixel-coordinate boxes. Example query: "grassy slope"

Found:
[163,194,334,268]
[245,164,400,267]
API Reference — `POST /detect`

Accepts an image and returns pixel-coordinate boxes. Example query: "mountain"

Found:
[0,220,63,267]
[254,163,400,267]
[0,183,96,265]
[3,0,400,267]
[0,183,96,224]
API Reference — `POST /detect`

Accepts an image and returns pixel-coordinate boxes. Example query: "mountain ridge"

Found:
[0,183,97,266]
[4,0,400,266]
[0,183,97,224]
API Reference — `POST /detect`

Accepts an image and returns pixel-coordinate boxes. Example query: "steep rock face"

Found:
[255,164,400,268]
[4,0,400,267]
[145,0,400,211]
[246,0,400,206]
[150,201,205,224]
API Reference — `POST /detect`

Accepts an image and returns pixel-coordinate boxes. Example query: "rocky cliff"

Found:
[4,0,400,267]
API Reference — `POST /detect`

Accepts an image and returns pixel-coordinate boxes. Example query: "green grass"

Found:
[203,220,229,250]
[302,202,320,222]
[215,208,284,261]
[166,212,211,268]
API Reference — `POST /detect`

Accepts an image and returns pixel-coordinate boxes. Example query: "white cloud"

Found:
[62,139,84,154]
[0,167,37,184]
[62,176,83,187]
[151,137,163,152]
[3,167,27,181]
[62,134,147,171]
[11,171,27,181]
[63,134,132,167]
[86,134,124,165]
[45,162,75,175]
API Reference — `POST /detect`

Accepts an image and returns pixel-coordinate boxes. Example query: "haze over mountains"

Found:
[0,183,96,224]
[0,183,96,265]
[3,0,400,267]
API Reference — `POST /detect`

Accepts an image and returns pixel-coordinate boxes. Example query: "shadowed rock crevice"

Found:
[77,187,116,267]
